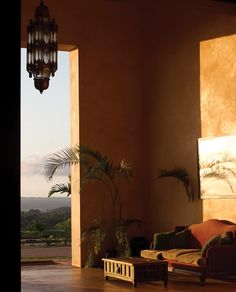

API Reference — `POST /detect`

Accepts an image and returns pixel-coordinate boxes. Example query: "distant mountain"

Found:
[21,197,71,211]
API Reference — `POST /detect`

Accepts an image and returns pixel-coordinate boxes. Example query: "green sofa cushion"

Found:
[175,229,191,248]
[153,229,190,250]
[153,231,175,250]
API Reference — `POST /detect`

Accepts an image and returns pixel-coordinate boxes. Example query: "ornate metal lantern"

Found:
[27,0,58,93]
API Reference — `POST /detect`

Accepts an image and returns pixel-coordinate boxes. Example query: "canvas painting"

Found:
[198,134,236,199]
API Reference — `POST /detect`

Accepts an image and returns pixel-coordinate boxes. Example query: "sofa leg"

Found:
[200,276,205,286]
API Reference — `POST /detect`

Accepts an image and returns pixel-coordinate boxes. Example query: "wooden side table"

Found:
[102,257,168,287]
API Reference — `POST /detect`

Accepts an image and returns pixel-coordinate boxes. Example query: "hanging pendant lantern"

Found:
[27,0,58,94]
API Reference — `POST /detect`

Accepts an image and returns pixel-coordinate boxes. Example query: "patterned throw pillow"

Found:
[176,250,207,267]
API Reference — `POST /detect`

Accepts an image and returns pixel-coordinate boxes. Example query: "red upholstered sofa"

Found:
[140,219,236,286]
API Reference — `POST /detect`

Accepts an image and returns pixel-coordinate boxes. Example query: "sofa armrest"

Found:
[206,244,236,273]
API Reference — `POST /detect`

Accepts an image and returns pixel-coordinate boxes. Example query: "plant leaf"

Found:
[158,167,194,202]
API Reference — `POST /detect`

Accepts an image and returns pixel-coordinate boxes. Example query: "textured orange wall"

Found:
[20,0,236,262]
[200,34,236,223]
[141,0,236,240]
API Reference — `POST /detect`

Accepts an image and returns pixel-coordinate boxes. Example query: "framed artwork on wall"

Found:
[198,134,236,199]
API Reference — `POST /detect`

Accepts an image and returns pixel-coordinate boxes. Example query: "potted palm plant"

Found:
[42,145,144,268]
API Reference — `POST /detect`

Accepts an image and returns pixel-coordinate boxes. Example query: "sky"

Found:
[21,48,70,197]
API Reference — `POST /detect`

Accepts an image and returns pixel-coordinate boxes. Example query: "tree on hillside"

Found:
[27,220,47,237]
[21,207,71,231]
[21,209,42,230]
[55,218,71,245]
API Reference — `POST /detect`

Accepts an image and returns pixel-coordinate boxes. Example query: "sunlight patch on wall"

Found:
[200,34,236,138]
[199,34,236,222]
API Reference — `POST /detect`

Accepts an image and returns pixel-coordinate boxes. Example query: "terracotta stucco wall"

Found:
[200,34,236,222]
[141,0,236,240]
[21,0,236,264]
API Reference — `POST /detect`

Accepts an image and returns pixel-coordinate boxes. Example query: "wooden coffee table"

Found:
[102,257,168,287]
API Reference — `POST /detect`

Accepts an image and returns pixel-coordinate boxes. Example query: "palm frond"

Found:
[75,145,108,163]
[81,165,108,186]
[200,152,236,169]
[201,164,236,178]
[114,218,144,257]
[81,218,105,242]
[159,168,187,182]
[158,168,194,202]
[115,228,130,257]
[74,145,111,173]
[42,148,78,180]
[82,218,106,268]
[201,170,229,180]
[200,152,236,194]
[48,182,71,197]
[201,170,235,193]
[84,251,96,269]
[75,145,134,182]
